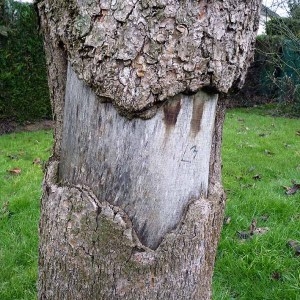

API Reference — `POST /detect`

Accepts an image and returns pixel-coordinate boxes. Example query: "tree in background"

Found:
[37,0,261,299]
[257,0,300,115]
[288,0,300,18]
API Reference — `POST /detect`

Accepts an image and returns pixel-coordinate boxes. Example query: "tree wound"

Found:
[59,65,218,249]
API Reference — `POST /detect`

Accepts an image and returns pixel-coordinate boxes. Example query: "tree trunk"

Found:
[37,1,261,299]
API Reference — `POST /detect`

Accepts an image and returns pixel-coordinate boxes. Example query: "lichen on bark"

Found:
[37,0,261,117]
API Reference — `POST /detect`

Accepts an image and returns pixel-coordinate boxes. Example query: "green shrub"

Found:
[266,17,300,37]
[0,0,51,122]
[240,34,300,117]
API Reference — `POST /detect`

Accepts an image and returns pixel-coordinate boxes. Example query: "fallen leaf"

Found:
[264,149,274,156]
[238,219,269,240]
[223,216,231,225]
[296,130,300,136]
[33,158,41,165]
[271,271,282,281]
[284,181,300,195]
[7,168,21,175]
[253,174,262,180]
[253,227,269,235]
[237,231,251,240]
[249,219,257,235]
[287,240,300,256]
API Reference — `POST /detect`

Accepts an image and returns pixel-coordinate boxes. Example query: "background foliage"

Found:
[230,1,300,117]
[0,0,50,122]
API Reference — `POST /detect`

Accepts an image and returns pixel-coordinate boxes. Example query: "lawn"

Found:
[0,107,299,299]
[0,130,53,300]
[213,107,300,299]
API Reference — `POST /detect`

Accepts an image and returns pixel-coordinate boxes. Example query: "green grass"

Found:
[213,108,300,300]
[0,107,299,299]
[0,130,53,300]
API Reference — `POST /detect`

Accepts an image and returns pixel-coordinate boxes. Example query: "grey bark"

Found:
[37,0,261,299]
[37,0,261,118]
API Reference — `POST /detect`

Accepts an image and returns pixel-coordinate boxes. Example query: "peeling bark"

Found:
[37,0,261,299]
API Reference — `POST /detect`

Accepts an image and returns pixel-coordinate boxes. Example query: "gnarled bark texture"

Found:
[37,0,261,299]
[38,0,261,118]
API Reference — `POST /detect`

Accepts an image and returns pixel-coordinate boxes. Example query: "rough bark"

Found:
[38,14,67,157]
[37,0,261,118]
[37,0,261,299]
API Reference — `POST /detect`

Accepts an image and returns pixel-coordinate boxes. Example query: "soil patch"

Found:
[0,119,54,135]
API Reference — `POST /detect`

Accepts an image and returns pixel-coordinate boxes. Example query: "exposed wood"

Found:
[59,64,217,249]
[38,93,226,300]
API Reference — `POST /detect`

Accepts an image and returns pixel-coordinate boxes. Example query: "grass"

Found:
[213,108,300,299]
[0,130,53,300]
[0,107,299,299]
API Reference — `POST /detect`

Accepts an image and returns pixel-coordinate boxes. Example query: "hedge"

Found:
[0,1,51,122]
